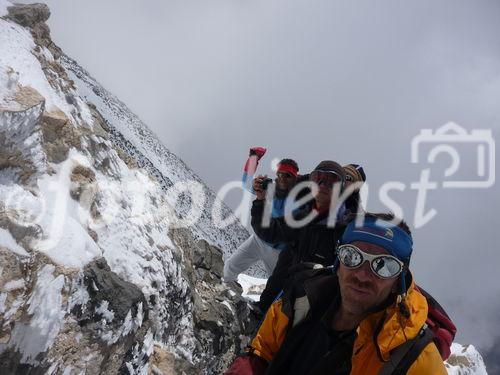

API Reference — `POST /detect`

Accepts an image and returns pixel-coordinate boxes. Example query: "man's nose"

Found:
[317,180,333,189]
[353,261,374,282]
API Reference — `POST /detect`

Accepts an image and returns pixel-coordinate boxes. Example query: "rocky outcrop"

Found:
[0,131,37,185]
[169,227,254,373]
[1,3,254,374]
[4,2,52,53]
[80,258,148,326]
[0,87,46,186]
[148,344,202,375]
[5,3,49,28]
[0,255,152,375]
[41,110,82,163]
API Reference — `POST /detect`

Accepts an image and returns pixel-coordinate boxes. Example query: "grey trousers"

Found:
[223,234,280,282]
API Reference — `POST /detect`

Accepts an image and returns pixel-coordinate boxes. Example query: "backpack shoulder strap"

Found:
[281,263,334,317]
[279,263,338,329]
[415,285,456,360]
[292,295,310,327]
[378,325,434,375]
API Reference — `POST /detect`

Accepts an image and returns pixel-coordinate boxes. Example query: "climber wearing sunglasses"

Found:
[226,212,448,375]
[308,168,345,213]
[250,161,347,314]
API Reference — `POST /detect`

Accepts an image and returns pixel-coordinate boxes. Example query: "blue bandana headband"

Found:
[341,217,413,263]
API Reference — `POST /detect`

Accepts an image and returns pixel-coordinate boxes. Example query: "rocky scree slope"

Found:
[0,2,256,374]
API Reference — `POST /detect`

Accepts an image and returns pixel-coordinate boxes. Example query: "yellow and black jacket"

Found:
[247,270,448,375]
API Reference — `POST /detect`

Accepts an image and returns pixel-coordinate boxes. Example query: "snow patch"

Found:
[34,151,102,268]
[0,19,68,115]
[100,305,144,346]
[238,273,267,302]
[95,300,115,322]
[9,264,65,363]
[0,181,42,225]
[0,0,10,17]
[0,17,94,126]
[0,227,29,256]
[134,302,144,328]
[219,300,234,315]
[2,278,25,291]
[3,294,23,320]
[123,329,154,375]
[0,292,7,314]
[41,46,54,62]
[68,272,90,312]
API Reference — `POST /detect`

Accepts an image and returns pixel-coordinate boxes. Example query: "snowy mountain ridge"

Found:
[59,53,253,254]
[1,2,254,374]
[0,2,489,374]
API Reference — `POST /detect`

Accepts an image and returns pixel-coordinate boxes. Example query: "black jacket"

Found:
[266,267,356,375]
[251,199,345,266]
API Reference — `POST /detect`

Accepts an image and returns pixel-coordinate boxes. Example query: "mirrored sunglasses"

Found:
[337,244,404,279]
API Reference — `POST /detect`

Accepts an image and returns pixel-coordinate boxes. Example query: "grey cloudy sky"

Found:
[36,0,499,366]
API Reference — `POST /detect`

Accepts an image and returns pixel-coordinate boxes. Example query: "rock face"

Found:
[0,2,255,374]
[5,3,50,27]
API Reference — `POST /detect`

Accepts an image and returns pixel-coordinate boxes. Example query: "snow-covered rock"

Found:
[445,343,489,375]
[0,2,256,374]
[238,273,267,302]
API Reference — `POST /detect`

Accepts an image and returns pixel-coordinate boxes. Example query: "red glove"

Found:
[249,147,267,160]
[244,147,267,176]
[224,353,268,375]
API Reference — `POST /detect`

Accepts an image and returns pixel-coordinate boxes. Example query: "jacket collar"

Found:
[354,282,429,360]
[294,271,428,361]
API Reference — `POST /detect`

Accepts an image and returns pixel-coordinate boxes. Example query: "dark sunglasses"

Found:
[277,172,295,179]
[337,244,404,279]
[310,170,343,187]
